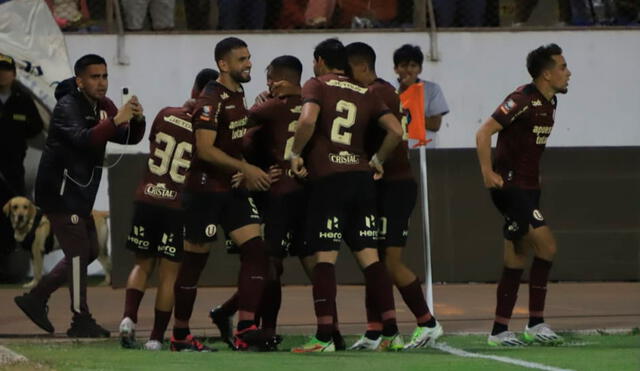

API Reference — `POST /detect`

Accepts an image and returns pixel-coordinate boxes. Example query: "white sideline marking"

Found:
[433,343,575,371]
[0,345,27,365]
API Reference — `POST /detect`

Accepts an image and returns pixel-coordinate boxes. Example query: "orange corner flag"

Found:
[400,82,431,148]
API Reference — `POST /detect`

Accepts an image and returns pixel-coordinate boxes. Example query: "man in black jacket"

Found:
[14,54,146,337]
[0,53,44,263]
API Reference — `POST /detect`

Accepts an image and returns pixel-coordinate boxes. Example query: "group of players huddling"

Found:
[115,37,570,353]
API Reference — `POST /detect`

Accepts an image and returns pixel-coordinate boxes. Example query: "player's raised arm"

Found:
[475,117,504,189]
[289,101,319,177]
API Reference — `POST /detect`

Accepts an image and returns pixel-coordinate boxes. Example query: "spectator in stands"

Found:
[335,0,398,28]
[513,0,572,26]
[432,0,486,27]
[45,0,91,30]
[123,0,175,31]
[185,0,217,30]
[218,0,266,29]
[613,0,640,24]
[392,45,449,148]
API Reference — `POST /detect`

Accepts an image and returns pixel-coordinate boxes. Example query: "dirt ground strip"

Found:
[1,282,638,339]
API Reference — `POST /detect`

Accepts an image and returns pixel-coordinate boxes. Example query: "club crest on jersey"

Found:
[329,151,360,165]
[500,99,516,114]
[144,183,177,200]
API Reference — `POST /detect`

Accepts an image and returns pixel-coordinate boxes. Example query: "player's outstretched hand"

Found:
[268,165,283,184]
[482,170,504,189]
[231,171,244,188]
[290,156,307,178]
[369,159,384,180]
[242,163,271,191]
[254,90,271,105]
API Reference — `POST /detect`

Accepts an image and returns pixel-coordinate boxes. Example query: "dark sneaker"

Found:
[66,314,110,338]
[209,306,234,347]
[233,325,270,351]
[264,334,283,351]
[14,293,54,333]
[333,332,346,351]
[170,335,216,352]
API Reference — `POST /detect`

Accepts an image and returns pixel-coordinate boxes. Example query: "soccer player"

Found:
[475,43,570,346]
[209,55,346,350]
[170,37,273,352]
[118,68,219,350]
[346,42,444,350]
[289,38,403,353]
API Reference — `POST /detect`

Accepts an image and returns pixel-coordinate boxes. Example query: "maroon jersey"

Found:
[302,73,390,179]
[246,95,303,195]
[134,106,194,209]
[491,84,557,189]
[366,78,413,181]
[187,81,249,192]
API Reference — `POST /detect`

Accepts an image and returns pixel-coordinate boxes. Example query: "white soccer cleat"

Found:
[487,331,526,347]
[119,317,136,349]
[144,339,163,351]
[377,333,404,351]
[404,321,444,349]
[349,335,382,350]
[523,323,564,345]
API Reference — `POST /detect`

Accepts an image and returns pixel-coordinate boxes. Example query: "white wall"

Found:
[64,30,640,152]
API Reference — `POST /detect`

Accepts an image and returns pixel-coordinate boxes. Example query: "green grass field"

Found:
[3,332,639,371]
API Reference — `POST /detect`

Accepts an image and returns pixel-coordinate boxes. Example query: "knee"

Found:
[540,241,557,260]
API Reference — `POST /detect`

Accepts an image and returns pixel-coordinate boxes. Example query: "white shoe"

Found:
[377,333,404,351]
[119,317,136,349]
[349,335,381,350]
[487,331,526,346]
[404,321,444,349]
[144,339,163,351]
[524,323,564,345]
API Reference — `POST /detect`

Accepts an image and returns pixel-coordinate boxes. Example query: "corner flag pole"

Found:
[418,145,434,315]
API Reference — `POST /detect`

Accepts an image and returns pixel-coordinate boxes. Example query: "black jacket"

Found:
[35,80,145,216]
[0,82,44,195]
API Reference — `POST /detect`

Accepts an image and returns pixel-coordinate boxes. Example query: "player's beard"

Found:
[231,69,251,83]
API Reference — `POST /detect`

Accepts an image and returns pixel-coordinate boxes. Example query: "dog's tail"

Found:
[91,210,110,219]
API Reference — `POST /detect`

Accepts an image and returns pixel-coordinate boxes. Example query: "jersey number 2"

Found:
[330,100,356,145]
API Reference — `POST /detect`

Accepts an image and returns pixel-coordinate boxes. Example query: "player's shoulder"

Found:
[154,106,193,133]
[198,81,234,102]
[509,84,537,101]
[370,78,397,95]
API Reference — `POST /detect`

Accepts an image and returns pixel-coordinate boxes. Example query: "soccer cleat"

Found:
[170,334,215,352]
[144,340,163,351]
[377,333,404,351]
[523,323,564,345]
[404,321,444,349]
[209,306,234,347]
[349,335,382,350]
[119,317,137,349]
[14,293,54,333]
[233,325,271,351]
[264,334,284,351]
[332,332,346,351]
[66,314,110,338]
[487,331,526,346]
[291,337,335,353]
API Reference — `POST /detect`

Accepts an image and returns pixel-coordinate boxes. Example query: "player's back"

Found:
[135,105,194,209]
[302,73,389,179]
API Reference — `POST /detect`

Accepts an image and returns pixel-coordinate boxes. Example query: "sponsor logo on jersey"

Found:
[500,99,516,114]
[329,151,360,165]
[164,115,193,131]
[325,79,368,94]
[532,125,553,145]
[144,183,178,200]
[229,117,248,139]
[531,99,542,107]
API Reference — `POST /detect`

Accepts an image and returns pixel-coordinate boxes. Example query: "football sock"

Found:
[397,278,433,324]
[174,251,209,323]
[123,288,144,323]
[491,322,508,336]
[312,263,336,341]
[150,309,171,342]
[238,238,268,320]
[495,267,524,323]
[529,257,552,319]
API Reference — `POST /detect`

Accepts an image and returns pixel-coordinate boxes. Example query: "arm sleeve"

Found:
[301,78,323,105]
[24,97,44,138]
[424,82,449,117]
[490,91,531,128]
[52,99,116,149]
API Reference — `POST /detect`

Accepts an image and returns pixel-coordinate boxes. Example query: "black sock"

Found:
[173,327,190,340]
[316,324,333,342]
[491,322,508,336]
[237,320,254,331]
[418,317,437,328]
[365,330,382,340]
[382,323,398,337]
[528,316,544,328]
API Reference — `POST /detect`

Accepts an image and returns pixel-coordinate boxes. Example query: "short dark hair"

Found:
[393,44,423,67]
[313,38,347,71]
[346,42,376,71]
[215,37,248,63]
[269,55,303,77]
[74,54,106,76]
[527,43,563,79]
[194,68,219,92]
